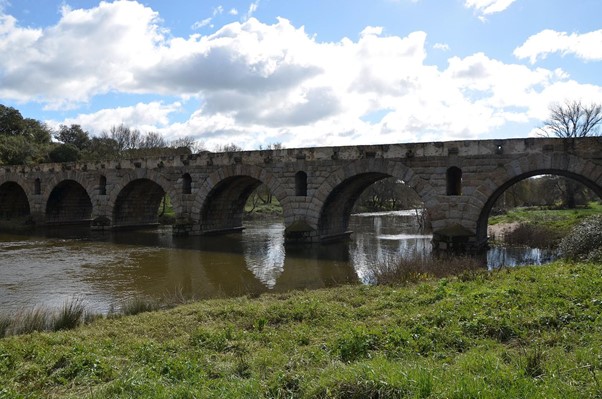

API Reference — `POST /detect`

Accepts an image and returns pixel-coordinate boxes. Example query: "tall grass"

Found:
[52,298,86,331]
[370,255,484,285]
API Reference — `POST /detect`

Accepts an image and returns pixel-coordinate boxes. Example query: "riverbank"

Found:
[1,260,601,398]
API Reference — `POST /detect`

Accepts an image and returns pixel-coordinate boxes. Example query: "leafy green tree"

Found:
[82,137,121,161]
[22,118,53,144]
[0,135,35,165]
[48,144,81,163]
[0,105,25,136]
[54,124,91,150]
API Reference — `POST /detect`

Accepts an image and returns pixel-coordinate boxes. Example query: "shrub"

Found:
[558,215,602,262]
[504,223,558,248]
[371,255,484,285]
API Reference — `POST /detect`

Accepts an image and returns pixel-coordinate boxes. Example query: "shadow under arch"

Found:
[113,178,167,227]
[314,159,433,242]
[196,165,287,235]
[45,179,92,224]
[475,169,602,243]
[318,172,392,240]
[0,181,30,220]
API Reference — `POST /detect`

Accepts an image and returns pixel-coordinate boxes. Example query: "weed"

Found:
[120,297,160,316]
[0,316,10,338]
[51,298,86,331]
[11,307,48,335]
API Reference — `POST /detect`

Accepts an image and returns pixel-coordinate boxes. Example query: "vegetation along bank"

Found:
[0,258,601,398]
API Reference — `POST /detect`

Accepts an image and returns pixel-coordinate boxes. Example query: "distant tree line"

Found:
[0,104,204,165]
[492,175,597,212]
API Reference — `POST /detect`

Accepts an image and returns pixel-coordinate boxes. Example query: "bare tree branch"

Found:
[539,100,602,138]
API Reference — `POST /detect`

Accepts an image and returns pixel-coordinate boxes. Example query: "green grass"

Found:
[1,261,602,398]
[489,201,602,234]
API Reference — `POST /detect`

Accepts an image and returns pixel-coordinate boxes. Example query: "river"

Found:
[0,211,555,314]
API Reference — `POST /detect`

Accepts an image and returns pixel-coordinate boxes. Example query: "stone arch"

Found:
[45,179,93,224]
[0,181,31,221]
[194,164,287,235]
[108,170,179,228]
[311,159,432,241]
[473,153,602,244]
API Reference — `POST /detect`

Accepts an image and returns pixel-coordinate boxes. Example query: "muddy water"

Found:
[0,211,554,314]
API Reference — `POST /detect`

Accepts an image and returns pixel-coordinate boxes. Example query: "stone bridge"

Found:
[1,137,601,251]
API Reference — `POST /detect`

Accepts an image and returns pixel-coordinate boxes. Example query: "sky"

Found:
[0,0,601,150]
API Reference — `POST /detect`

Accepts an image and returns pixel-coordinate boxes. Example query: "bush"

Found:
[504,223,558,248]
[558,215,602,262]
[48,143,80,163]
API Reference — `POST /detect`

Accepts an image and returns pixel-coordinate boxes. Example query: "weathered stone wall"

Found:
[0,137,600,250]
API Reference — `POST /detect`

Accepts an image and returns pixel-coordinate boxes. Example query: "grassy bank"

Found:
[489,202,602,235]
[1,261,601,398]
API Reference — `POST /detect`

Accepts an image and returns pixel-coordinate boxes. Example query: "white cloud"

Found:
[465,0,517,16]
[246,0,260,20]
[433,43,450,51]
[514,29,602,64]
[49,101,182,135]
[229,8,238,16]
[192,17,212,29]
[1,1,601,149]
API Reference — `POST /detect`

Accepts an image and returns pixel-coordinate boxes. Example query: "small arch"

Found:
[99,175,107,196]
[446,167,462,196]
[34,178,41,195]
[182,173,192,195]
[0,182,30,220]
[113,178,166,227]
[45,180,92,224]
[295,171,307,196]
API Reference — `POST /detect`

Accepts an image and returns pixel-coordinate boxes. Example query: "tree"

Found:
[214,143,243,152]
[539,100,601,208]
[0,105,25,136]
[54,124,91,150]
[48,144,80,163]
[106,124,142,151]
[539,100,602,138]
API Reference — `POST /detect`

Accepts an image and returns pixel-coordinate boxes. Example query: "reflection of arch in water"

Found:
[242,223,285,289]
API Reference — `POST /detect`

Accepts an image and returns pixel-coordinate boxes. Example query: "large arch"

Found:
[313,159,433,241]
[45,180,93,224]
[475,168,602,243]
[112,178,167,227]
[0,181,30,220]
[195,165,287,235]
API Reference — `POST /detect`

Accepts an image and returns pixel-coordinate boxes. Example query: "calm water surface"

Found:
[0,211,554,314]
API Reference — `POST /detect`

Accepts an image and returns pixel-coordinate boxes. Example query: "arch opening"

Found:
[0,182,30,221]
[476,169,602,245]
[182,173,192,195]
[99,175,107,196]
[45,180,92,224]
[113,179,166,227]
[318,173,427,240]
[446,166,462,196]
[295,171,307,196]
[200,175,264,235]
